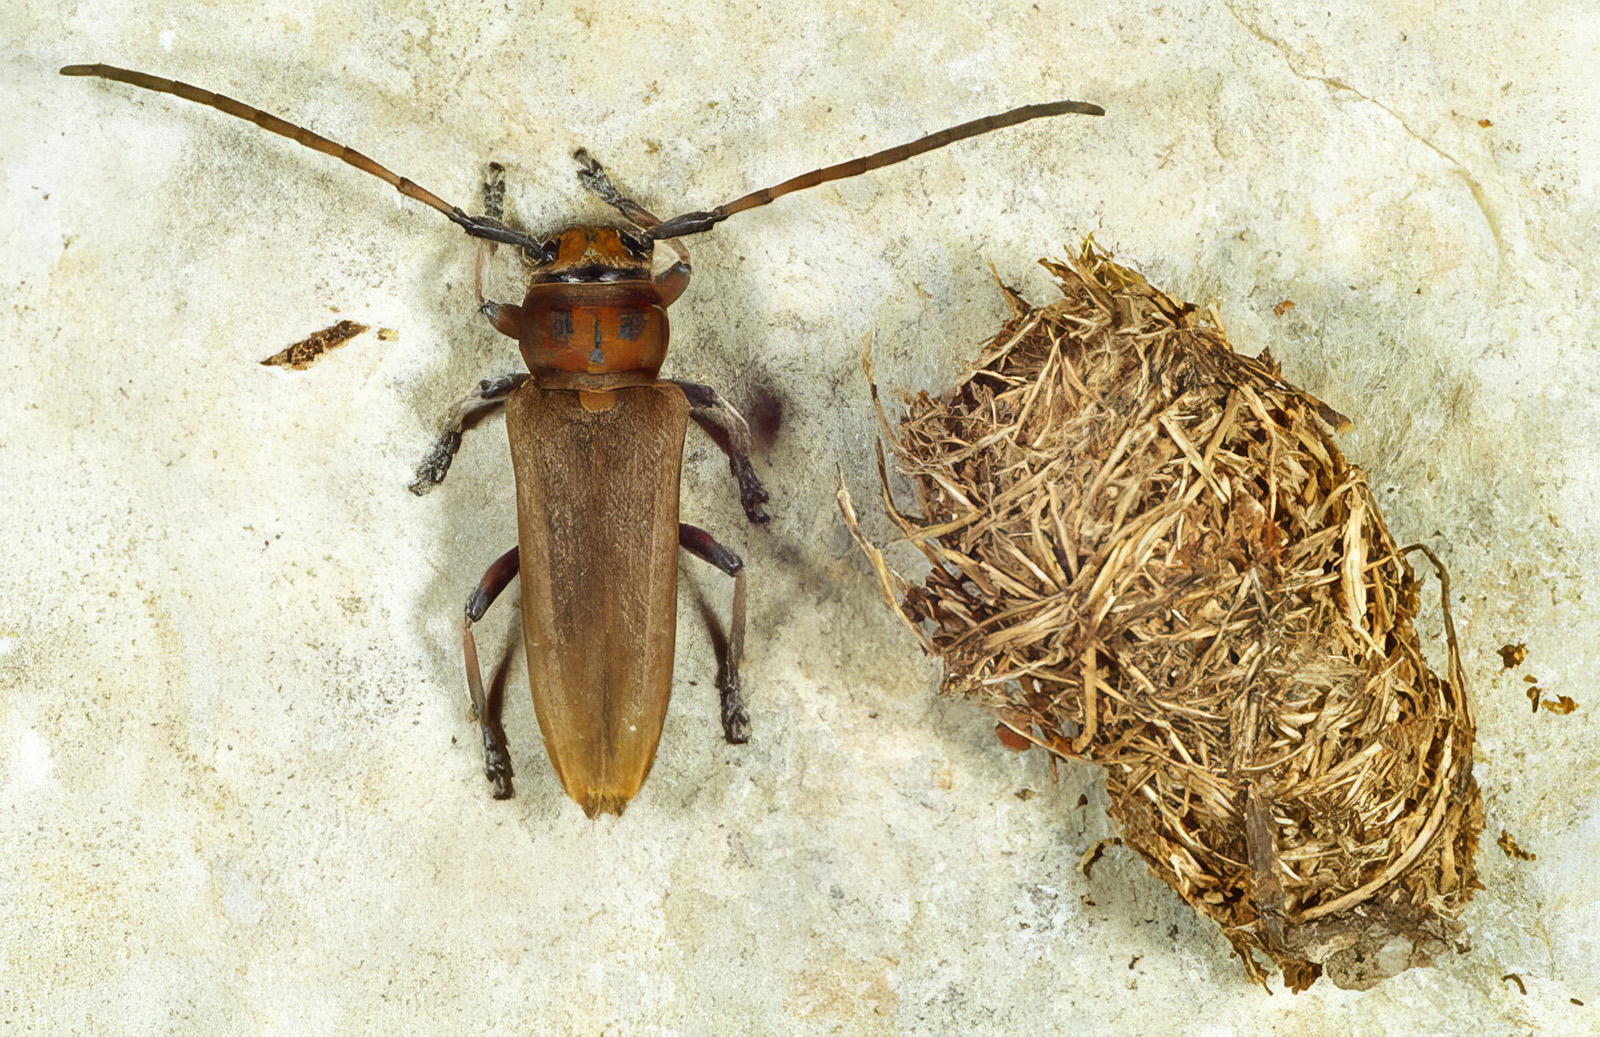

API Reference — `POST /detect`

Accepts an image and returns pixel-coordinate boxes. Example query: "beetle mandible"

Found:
[61,63,1103,816]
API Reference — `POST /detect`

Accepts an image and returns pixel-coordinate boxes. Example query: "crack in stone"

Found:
[1220,0,1506,260]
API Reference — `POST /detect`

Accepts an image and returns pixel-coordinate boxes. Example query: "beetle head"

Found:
[528,226,655,284]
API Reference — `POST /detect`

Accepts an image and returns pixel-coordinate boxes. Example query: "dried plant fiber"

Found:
[840,245,1482,991]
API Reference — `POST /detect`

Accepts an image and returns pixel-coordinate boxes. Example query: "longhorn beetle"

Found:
[61,63,1103,817]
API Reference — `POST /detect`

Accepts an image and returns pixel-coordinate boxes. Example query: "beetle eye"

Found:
[538,238,560,265]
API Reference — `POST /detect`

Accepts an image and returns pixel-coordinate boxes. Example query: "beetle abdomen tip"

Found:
[579,792,632,819]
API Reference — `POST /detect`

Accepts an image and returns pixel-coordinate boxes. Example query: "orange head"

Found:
[528,226,654,284]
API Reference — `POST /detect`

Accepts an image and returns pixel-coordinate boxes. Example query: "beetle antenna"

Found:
[60,63,541,251]
[649,99,1104,240]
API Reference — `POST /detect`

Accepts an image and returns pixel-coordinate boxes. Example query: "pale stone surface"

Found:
[3,1,1594,1031]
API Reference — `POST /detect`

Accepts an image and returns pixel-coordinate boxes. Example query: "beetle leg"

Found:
[425,169,523,800]
[651,251,692,307]
[469,162,507,304]
[670,380,771,524]
[467,163,529,336]
[573,149,693,303]
[678,524,750,744]
[463,546,521,799]
[409,373,532,494]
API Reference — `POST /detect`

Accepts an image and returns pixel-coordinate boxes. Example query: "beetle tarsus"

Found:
[680,527,751,744]
[574,148,663,231]
[409,431,462,494]
[482,162,507,222]
[573,148,622,207]
[720,671,751,744]
[483,737,515,800]
[731,456,771,524]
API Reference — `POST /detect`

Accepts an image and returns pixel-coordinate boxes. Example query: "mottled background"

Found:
[3,1,1595,1033]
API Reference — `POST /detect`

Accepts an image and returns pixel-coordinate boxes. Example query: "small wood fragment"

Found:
[1079,837,1122,879]
[260,319,370,369]
[1497,830,1536,861]
[995,724,1034,751]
